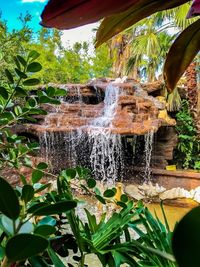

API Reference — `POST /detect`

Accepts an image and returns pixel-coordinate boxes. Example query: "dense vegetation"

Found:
[0,45,198,267]
[0,14,113,84]
[0,52,177,266]
[175,100,200,170]
[0,1,200,265]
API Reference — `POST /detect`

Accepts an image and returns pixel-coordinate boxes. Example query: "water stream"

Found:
[88,84,123,183]
[39,84,124,182]
[144,130,154,182]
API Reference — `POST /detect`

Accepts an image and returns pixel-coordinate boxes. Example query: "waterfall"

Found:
[144,130,154,182]
[39,83,124,182]
[91,84,120,127]
[86,84,123,183]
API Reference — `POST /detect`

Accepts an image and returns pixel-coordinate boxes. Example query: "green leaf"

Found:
[87,178,96,188]
[37,162,48,170]
[84,208,97,233]
[65,168,76,179]
[55,88,66,96]
[38,216,56,226]
[32,170,43,184]
[27,142,40,149]
[28,203,48,214]
[23,78,40,86]
[29,108,47,115]
[29,256,50,267]
[34,183,51,193]
[5,69,14,84]
[19,221,34,234]
[120,194,128,203]
[27,98,37,108]
[20,174,27,185]
[0,177,20,219]
[46,86,55,97]
[172,206,200,267]
[0,246,5,261]
[17,55,26,67]
[27,62,42,73]
[103,189,116,198]
[14,106,22,116]
[34,225,56,237]
[0,87,8,100]
[5,233,48,261]
[22,185,34,203]
[30,200,77,215]
[164,19,200,91]
[1,215,16,235]
[14,86,27,97]
[13,56,21,70]
[15,68,27,79]
[95,0,188,47]
[28,50,40,61]
[48,248,66,267]
[95,195,106,204]
[116,201,127,208]
[0,112,15,122]
[1,216,34,235]
[39,95,60,105]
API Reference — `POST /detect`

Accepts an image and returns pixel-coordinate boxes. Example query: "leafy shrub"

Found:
[175,100,200,169]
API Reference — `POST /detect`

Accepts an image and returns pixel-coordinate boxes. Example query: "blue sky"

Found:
[0,0,97,47]
[0,0,47,31]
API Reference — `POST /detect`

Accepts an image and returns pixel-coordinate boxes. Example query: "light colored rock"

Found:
[125,184,145,200]
[138,182,166,197]
[160,187,191,200]
[190,186,200,202]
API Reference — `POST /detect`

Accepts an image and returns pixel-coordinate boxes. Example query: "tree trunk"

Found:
[185,61,200,136]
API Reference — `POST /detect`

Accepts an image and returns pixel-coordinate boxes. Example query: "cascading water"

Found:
[91,84,120,127]
[143,130,154,182]
[88,84,123,183]
[39,83,124,182]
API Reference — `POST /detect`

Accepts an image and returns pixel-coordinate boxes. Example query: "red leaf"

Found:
[95,0,188,47]
[41,0,139,29]
[164,19,200,91]
[187,0,200,18]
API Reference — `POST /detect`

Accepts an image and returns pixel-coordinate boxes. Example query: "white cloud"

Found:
[61,23,98,47]
[21,0,47,3]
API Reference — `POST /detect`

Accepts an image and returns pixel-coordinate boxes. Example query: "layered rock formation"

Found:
[23,80,175,136]
[14,79,178,175]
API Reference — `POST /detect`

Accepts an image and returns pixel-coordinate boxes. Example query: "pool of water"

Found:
[146,203,191,230]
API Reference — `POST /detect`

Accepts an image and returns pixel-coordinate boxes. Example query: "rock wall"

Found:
[15,80,177,172]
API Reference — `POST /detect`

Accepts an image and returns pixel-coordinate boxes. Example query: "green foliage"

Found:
[0,17,113,85]
[129,202,176,266]
[0,50,178,267]
[175,100,200,169]
[172,206,200,267]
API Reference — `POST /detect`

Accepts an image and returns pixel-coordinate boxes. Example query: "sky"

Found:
[0,0,97,47]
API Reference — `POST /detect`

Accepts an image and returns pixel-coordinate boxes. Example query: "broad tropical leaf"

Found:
[95,0,188,47]
[41,0,140,29]
[164,19,200,91]
[172,206,200,267]
[0,177,20,220]
[6,234,48,261]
